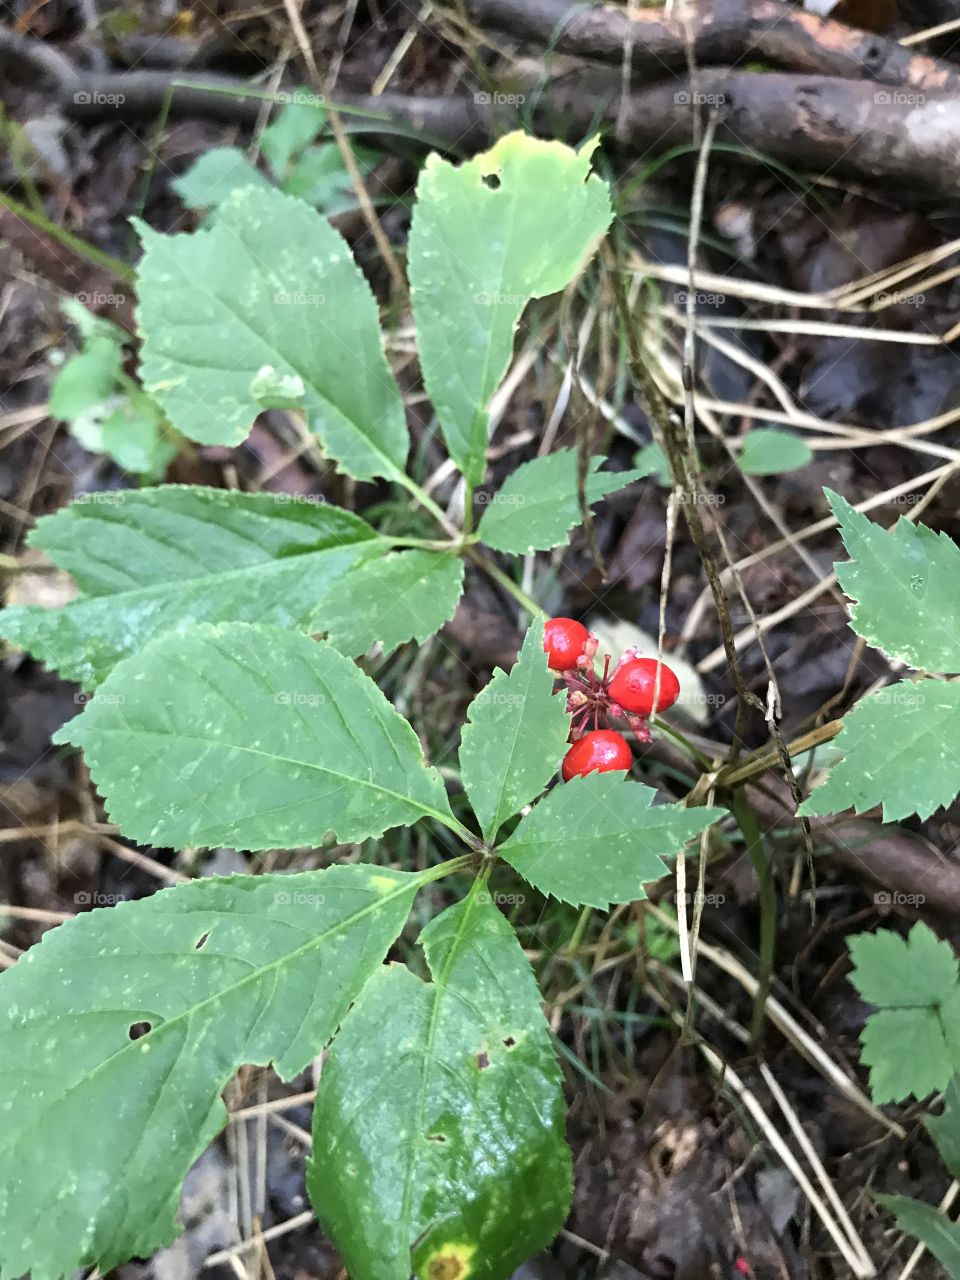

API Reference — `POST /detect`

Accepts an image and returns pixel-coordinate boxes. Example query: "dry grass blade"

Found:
[643,901,905,1137]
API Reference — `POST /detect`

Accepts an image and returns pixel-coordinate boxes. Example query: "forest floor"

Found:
[2,1,960,1277]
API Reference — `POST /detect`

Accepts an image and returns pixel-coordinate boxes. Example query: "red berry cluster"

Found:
[543,618,681,781]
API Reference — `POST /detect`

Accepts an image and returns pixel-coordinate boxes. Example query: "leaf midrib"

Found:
[0,871,421,1151]
[86,724,454,830]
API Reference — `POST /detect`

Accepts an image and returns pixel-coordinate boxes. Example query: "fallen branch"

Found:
[50,67,960,199]
[455,0,960,90]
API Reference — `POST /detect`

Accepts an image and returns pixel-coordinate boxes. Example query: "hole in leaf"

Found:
[194,931,210,950]
[427,1133,447,1143]
[502,1036,516,1048]
[476,1051,490,1070]
[128,1021,151,1040]
[482,173,500,190]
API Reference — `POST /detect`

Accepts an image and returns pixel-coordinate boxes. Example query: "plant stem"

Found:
[651,717,714,770]
[1,193,135,282]
[461,482,475,536]
[465,547,542,616]
[417,852,476,885]
[393,471,459,536]
[378,534,478,553]
[564,905,594,956]
[717,720,844,788]
[731,788,776,1047]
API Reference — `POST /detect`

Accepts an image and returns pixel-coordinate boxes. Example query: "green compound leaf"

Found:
[499,773,723,908]
[0,865,421,1280]
[136,185,409,480]
[409,132,612,486]
[459,619,570,842]
[876,1196,960,1276]
[927,1077,960,1180]
[847,923,960,1103]
[826,489,960,673]
[0,486,378,688]
[78,391,175,478]
[50,305,176,480]
[478,450,643,554]
[737,428,812,475]
[309,891,571,1280]
[260,90,327,177]
[54,622,455,851]
[799,681,960,822]
[49,333,123,419]
[312,550,464,657]
[172,146,273,209]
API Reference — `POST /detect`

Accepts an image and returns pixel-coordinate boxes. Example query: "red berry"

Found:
[607,657,680,717]
[561,730,633,781]
[543,617,590,672]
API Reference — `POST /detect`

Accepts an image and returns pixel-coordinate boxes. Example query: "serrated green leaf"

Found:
[927,1077,960,1179]
[799,681,960,821]
[260,91,327,177]
[860,1008,954,1103]
[309,891,571,1280]
[877,1196,960,1276]
[459,619,570,842]
[634,441,671,487]
[826,489,960,672]
[738,428,812,475]
[849,921,958,1007]
[478,450,642,554]
[0,485,379,687]
[409,132,612,485]
[0,864,421,1280]
[172,146,272,209]
[312,550,464,657]
[54,622,455,850]
[847,923,960,1103]
[498,774,722,908]
[284,142,378,215]
[135,185,409,479]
